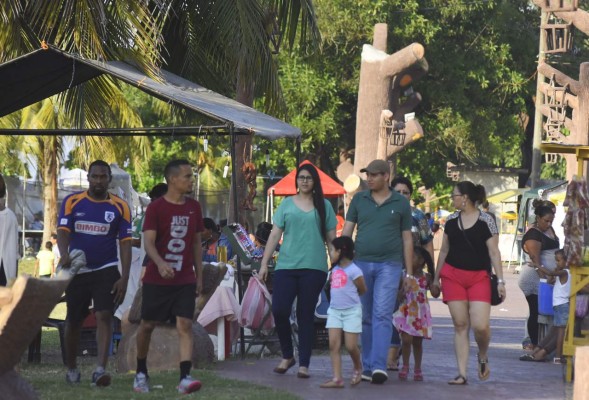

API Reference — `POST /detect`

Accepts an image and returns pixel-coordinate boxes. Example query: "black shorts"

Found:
[141,283,196,322]
[65,266,121,323]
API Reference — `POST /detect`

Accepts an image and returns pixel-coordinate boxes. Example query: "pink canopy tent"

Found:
[265,160,346,220]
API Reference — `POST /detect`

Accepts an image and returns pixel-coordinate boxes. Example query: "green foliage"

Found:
[298,0,541,198]
[277,53,343,160]
[540,156,566,180]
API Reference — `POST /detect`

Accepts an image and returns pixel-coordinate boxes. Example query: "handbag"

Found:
[458,212,503,306]
[576,294,589,318]
[488,273,502,306]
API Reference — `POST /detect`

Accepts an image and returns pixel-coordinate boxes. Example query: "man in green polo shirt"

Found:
[342,159,414,384]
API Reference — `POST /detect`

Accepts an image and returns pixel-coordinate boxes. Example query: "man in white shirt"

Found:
[0,174,19,286]
[51,233,61,270]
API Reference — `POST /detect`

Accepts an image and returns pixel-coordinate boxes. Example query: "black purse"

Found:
[458,213,503,306]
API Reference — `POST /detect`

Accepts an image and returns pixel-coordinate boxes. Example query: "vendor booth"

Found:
[540,143,589,382]
[0,45,303,360]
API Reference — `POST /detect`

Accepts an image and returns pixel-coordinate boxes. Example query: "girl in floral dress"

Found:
[393,246,434,381]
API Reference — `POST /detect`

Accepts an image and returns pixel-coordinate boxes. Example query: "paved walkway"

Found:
[216,267,573,399]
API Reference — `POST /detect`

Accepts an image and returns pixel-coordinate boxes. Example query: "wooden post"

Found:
[574,346,589,400]
[353,23,427,175]
[531,10,548,188]
[570,62,589,178]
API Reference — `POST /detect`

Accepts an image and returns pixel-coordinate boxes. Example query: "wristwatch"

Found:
[497,278,505,285]
[405,273,414,278]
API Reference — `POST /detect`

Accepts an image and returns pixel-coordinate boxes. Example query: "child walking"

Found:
[393,246,434,381]
[536,249,570,364]
[320,236,367,388]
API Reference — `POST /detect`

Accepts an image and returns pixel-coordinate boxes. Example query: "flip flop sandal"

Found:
[414,369,424,381]
[448,375,468,385]
[519,354,544,362]
[387,360,399,371]
[477,354,490,381]
[320,378,344,388]
[350,370,362,386]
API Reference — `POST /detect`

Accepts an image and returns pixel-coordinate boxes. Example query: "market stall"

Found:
[541,143,589,382]
[0,45,303,361]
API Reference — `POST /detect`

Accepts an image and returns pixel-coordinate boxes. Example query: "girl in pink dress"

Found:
[393,246,434,381]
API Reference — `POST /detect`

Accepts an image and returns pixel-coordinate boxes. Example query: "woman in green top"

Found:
[260,163,337,378]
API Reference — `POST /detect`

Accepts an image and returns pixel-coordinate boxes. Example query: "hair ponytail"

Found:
[475,184,487,206]
[456,181,487,206]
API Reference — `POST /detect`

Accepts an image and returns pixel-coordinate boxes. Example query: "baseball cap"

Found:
[360,159,390,174]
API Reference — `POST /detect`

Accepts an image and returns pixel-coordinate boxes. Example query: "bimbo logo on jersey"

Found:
[75,221,109,235]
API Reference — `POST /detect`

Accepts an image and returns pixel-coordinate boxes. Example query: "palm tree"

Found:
[157,0,320,222]
[0,1,163,241]
[0,0,320,232]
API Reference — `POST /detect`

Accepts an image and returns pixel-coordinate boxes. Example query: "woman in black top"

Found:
[518,200,559,351]
[432,181,506,385]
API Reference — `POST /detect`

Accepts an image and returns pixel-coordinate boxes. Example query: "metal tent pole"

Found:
[229,125,246,358]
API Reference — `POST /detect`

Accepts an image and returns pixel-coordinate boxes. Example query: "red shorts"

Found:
[440,263,490,303]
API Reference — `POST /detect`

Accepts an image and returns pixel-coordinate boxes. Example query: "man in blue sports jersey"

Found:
[57,160,132,387]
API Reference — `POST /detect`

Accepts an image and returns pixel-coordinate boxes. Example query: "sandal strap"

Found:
[448,375,467,384]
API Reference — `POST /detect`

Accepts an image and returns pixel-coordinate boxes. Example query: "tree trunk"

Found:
[230,74,255,230]
[354,23,427,175]
[42,138,58,244]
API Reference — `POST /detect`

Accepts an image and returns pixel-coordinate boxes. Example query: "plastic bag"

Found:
[239,271,275,331]
[576,294,589,318]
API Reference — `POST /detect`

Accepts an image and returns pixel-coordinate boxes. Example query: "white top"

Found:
[553,269,570,307]
[0,207,19,282]
[329,262,363,309]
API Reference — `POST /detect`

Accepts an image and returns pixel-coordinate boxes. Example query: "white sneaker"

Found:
[133,372,149,393]
[371,369,388,384]
[177,376,202,394]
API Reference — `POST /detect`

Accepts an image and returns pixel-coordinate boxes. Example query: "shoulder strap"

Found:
[457,213,475,252]
[458,212,491,274]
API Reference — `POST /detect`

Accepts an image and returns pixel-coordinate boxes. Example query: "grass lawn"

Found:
[15,259,300,399]
[20,362,300,400]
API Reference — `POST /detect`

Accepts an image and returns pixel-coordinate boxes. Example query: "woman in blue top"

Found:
[260,163,337,378]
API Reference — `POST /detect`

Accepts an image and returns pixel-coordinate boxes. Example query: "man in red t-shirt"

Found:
[133,160,204,395]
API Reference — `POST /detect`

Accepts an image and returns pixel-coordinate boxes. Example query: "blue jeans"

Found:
[356,260,403,373]
[272,268,327,367]
[553,302,570,327]
[390,297,402,347]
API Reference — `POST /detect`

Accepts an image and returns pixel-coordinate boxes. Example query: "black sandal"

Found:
[448,375,467,385]
[519,353,545,362]
[477,354,490,381]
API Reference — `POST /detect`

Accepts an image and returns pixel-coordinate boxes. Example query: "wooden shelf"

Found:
[540,143,589,175]
[563,264,589,382]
